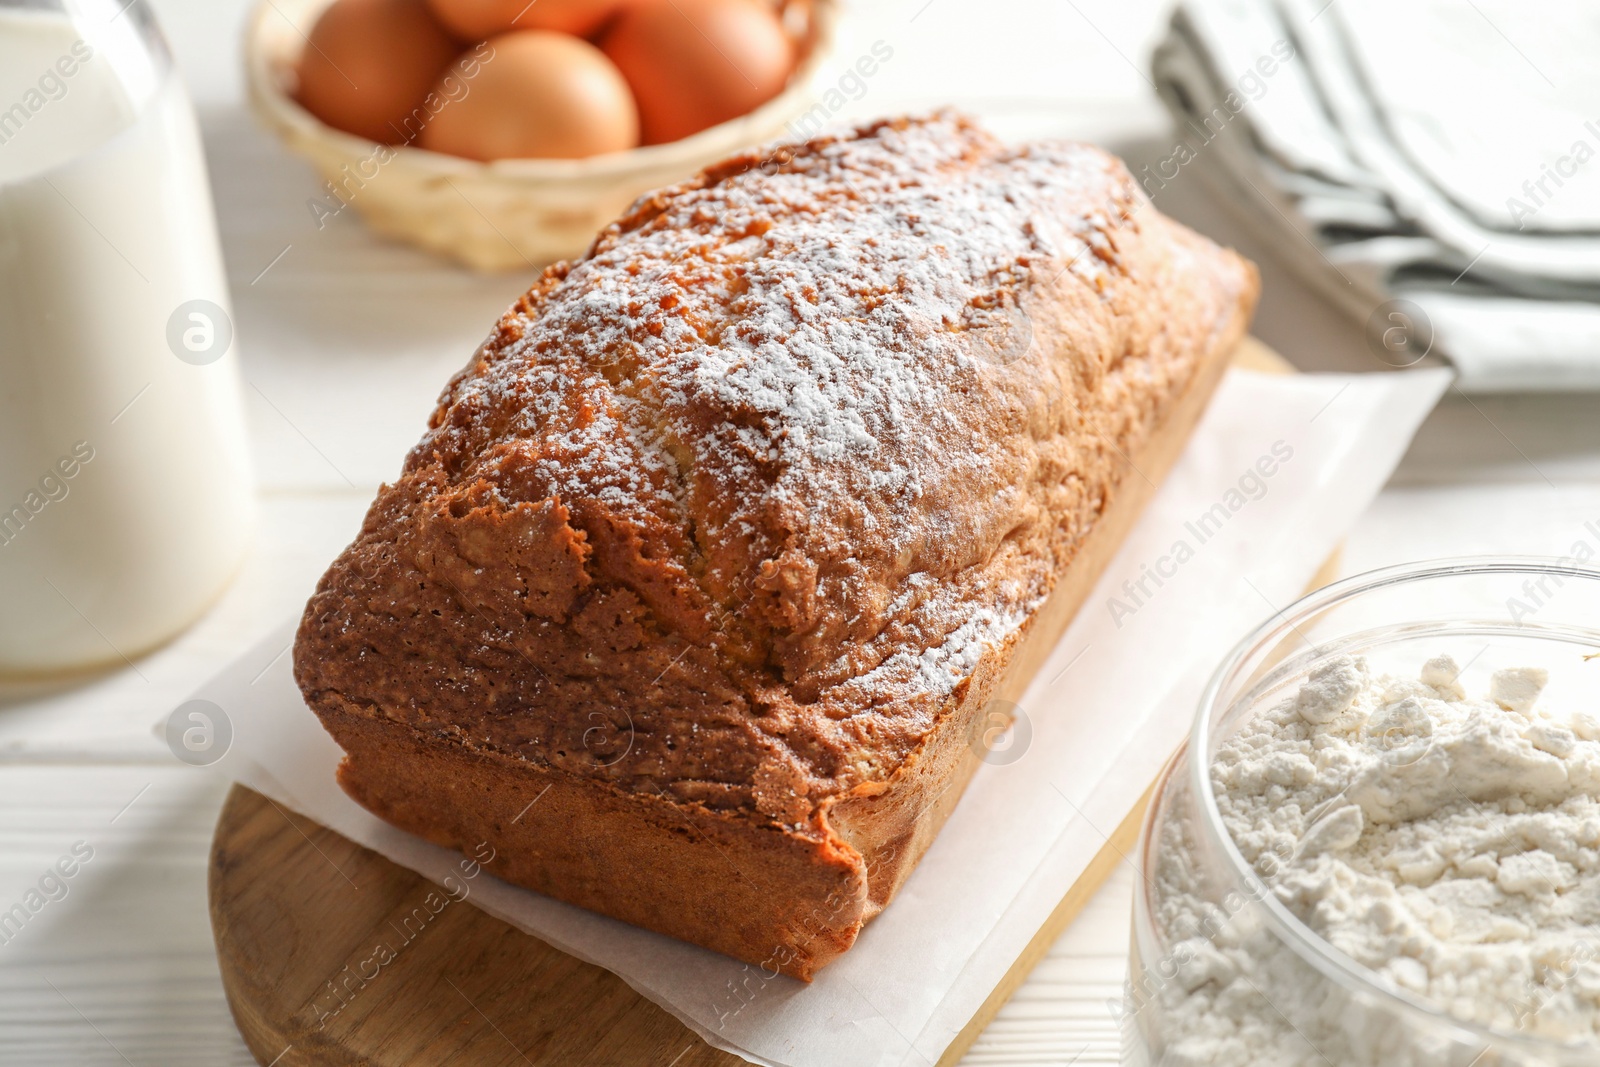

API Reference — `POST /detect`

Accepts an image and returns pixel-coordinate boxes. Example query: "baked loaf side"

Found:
[294,112,1258,979]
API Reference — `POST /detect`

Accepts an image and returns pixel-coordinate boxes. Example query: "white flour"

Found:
[1135,654,1600,1065]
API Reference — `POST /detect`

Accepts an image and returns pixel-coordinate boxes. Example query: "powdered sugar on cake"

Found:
[414,113,1176,704]
[298,111,1254,829]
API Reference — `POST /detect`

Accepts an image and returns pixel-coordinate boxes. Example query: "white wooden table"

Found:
[4,0,1598,1063]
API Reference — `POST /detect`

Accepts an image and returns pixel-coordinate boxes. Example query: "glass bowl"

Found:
[1124,556,1600,1066]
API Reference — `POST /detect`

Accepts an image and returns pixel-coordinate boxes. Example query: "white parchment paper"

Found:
[184,367,1450,1067]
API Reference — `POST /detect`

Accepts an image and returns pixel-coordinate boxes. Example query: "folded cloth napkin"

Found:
[1153,0,1600,390]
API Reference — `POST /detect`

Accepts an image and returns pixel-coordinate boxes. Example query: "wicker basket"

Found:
[244,0,839,271]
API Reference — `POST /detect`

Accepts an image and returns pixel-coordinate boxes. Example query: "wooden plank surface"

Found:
[1,2,1576,1062]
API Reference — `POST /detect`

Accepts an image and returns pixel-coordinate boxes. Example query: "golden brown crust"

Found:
[294,112,1258,978]
[321,707,867,981]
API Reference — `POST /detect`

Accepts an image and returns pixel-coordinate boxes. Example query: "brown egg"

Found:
[417,31,638,160]
[296,0,462,144]
[425,0,626,38]
[601,0,795,145]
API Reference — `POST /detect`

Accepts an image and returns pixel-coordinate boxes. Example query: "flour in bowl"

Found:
[1136,654,1600,1065]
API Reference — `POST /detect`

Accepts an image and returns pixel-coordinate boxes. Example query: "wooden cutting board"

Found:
[210,339,1311,1067]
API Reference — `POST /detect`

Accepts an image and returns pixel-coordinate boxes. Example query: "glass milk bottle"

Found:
[0,0,253,673]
